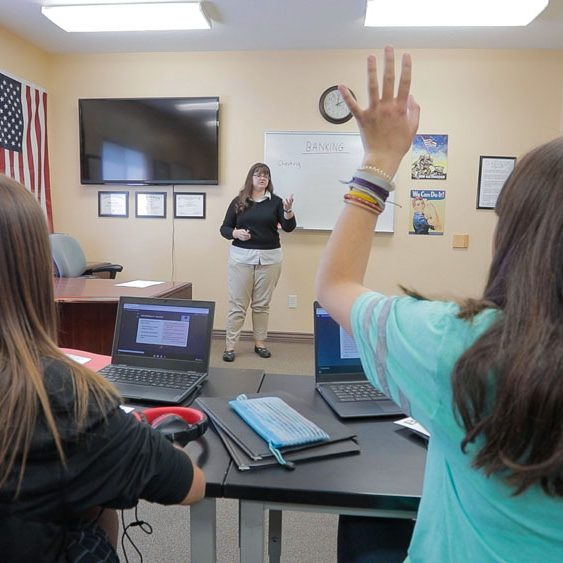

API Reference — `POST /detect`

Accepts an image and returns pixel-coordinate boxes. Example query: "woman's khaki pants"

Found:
[225,259,282,349]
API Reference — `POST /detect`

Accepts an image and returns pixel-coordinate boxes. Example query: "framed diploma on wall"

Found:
[174,192,206,219]
[135,192,167,218]
[98,191,129,217]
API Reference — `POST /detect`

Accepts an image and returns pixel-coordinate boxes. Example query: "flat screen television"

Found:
[79,97,219,185]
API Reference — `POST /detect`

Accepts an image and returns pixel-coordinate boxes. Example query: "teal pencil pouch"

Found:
[229,394,330,468]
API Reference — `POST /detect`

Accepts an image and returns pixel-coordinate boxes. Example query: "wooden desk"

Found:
[54,278,192,355]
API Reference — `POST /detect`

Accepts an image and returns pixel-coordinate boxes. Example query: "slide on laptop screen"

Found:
[98,296,215,404]
[313,301,404,419]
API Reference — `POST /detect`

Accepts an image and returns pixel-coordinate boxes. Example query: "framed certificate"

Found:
[477,156,516,209]
[135,191,167,218]
[98,191,129,217]
[174,192,206,219]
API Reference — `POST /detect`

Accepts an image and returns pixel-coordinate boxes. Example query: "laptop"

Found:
[313,301,404,419]
[98,296,215,404]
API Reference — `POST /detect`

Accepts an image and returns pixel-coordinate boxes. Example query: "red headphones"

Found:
[133,406,208,446]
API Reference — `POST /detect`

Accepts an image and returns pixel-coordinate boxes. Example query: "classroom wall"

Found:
[0,26,52,91]
[3,29,563,334]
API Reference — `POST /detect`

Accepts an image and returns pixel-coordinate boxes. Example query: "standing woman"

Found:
[220,163,296,362]
[0,175,205,561]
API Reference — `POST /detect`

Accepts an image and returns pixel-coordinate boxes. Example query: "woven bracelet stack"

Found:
[343,165,395,215]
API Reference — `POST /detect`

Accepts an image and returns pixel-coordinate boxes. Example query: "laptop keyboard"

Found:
[99,366,202,390]
[330,382,387,402]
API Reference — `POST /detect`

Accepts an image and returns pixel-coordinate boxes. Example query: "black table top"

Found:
[221,373,427,512]
[186,366,265,496]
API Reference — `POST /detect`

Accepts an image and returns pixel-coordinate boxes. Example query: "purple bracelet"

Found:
[351,176,390,202]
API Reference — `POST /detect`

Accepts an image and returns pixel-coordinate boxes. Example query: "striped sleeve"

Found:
[350,291,460,429]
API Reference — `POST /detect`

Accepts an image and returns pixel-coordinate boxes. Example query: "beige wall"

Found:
[0,26,51,87]
[3,29,562,333]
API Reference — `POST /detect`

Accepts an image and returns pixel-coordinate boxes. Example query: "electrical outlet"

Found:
[288,294,297,309]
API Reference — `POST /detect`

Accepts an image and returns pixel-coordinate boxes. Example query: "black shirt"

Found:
[220,194,296,249]
[0,358,194,562]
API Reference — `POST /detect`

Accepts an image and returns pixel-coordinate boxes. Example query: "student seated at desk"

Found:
[316,48,563,562]
[0,174,206,562]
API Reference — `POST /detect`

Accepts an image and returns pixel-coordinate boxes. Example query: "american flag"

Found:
[0,71,52,230]
[422,136,437,149]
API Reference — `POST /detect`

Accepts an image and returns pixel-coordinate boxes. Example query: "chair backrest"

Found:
[49,233,87,277]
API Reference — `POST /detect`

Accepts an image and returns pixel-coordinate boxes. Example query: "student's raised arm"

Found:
[315,47,420,333]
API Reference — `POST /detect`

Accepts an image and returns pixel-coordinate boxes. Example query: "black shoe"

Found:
[223,350,235,362]
[254,346,271,358]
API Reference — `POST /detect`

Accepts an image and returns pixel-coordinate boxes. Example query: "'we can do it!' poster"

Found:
[409,189,446,236]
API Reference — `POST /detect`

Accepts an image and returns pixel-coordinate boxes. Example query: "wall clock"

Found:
[319,85,356,124]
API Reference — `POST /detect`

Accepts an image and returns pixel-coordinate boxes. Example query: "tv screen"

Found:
[79,97,219,185]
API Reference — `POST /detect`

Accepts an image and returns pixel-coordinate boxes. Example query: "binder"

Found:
[210,417,360,471]
[196,391,359,469]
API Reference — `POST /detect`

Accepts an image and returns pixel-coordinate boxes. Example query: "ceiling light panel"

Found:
[41,2,211,32]
[365,0,549,27]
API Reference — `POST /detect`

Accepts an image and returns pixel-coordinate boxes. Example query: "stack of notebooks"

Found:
[196,391,360,470]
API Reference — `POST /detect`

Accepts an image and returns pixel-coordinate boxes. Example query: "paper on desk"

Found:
[394,417,430,439]
[120,405,135,413]
[65,353,91,365]
[115,280,165,288]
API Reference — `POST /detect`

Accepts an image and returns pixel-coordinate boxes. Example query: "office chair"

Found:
[49,233,123,279]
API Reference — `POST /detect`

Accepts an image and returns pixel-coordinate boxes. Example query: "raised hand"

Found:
[339,46,420,179]
[283,194,294,212]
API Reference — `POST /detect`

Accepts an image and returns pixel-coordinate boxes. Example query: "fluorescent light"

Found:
[41,2,211,32]
[365,0,549,27]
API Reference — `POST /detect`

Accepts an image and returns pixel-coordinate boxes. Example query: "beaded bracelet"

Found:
[358,165,394,183]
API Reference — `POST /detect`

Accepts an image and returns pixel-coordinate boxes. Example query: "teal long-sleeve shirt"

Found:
[351,291,563,563]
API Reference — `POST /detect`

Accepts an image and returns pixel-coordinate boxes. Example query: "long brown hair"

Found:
[451,137,563,495]
[234,162,273,213]
[0,175,119,491]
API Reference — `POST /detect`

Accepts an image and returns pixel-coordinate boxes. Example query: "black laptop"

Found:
[313,301,404,419]
[99,296,215,404]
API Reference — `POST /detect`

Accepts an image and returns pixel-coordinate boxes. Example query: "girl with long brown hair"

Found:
[316,48,562,562]
[0,175,205,561]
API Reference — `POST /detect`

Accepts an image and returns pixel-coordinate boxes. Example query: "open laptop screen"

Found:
[314,302,366,381]
[111,297,214,371]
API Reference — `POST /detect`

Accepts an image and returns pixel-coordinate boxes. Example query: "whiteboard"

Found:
[264,131,394,232]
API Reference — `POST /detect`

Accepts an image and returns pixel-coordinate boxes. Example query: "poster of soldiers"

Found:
[411,134,448,180]
[409,189,446,235]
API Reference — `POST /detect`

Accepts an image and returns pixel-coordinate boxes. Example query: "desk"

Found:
[222,374,427,563]
[54,278,192,355]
